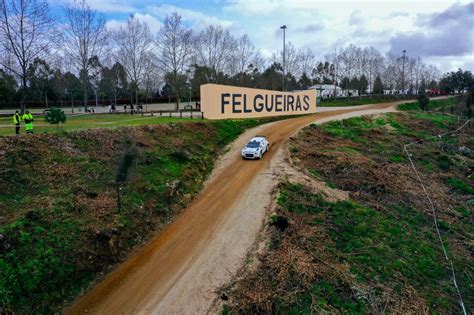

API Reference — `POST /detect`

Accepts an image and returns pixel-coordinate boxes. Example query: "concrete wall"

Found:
[200,84,317,120]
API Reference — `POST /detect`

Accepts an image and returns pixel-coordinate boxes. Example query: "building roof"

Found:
[309,84,342,91]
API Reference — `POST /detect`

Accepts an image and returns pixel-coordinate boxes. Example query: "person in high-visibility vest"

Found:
[13,111,21,135]
[22,111,34,134]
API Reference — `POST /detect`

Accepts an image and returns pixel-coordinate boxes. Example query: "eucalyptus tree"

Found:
[0,0,57,112]
[63,0,107,111]
[27,58,53,106]
[0,68,17,107]
[112,14,152,106]
[88,55,102,107]
[98,62,128,103]
[156,12,194,109]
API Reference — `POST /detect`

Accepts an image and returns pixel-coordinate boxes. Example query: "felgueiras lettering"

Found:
[200,84,317,119]
[220,93,311,114]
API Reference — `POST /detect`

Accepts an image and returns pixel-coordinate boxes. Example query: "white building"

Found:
[308,84,343,98]
[341,89,359,97]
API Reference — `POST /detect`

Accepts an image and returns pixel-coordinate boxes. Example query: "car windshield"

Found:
[246,141,260,148]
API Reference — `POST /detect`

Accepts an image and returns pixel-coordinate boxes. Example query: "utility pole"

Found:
[401,49,406,95]
[280,25,287,91]
[333,49,338,99]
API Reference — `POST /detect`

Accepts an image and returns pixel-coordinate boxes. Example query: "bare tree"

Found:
[297,48,315,78]
[142,52,160,107]
[0,0,56,112]
[113,14,152,107]
[63,0,107,111]
[339,44,358,98]
[156,12,194,109]
[274,42,301,77]
[194,24,235,82]
[230,34,255,83]
[325,48,342,98]
[366,47,383,93]
[382,52,399,92]
[251,50,267,72]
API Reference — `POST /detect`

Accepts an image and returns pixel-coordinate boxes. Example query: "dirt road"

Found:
[66,101,406,314]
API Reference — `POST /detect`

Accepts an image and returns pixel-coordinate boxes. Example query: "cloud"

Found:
[349,10,363,26]
[48,0,137,13]
[390,30,472,57]
[147,4,233,31]
[49,0,473,73]
[296,23,324,33]
[387,12,409,18]
[106,13,162,33]
[421,2,474,27]
[223,0,282,16]
[134,13,163,32]
[390,2,474,57]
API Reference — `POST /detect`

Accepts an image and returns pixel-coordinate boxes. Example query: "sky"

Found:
[48,0,474,73]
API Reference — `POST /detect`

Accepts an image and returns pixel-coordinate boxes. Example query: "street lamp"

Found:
[401,49,406,95]
[280,25,287,91]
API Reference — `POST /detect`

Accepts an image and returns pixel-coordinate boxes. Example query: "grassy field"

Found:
[0,113,201,136]
[398,96,460,111]
[224,111,473,313]
[0,117,286,313]
[0,97,454,137]
[319,95,414,107]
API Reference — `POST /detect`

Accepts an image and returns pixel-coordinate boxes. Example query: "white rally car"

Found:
[241,136,270,159]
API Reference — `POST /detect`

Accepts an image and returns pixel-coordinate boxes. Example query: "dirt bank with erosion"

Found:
[67,101,404,314]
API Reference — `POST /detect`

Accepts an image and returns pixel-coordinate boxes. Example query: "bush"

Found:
[44,108,66,126]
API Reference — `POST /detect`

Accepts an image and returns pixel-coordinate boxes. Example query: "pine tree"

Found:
[373,76,383,95]
[45,108,66,126]
[359,75,368,95]
[417,79,429,111]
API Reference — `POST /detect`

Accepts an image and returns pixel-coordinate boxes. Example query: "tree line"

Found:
[0,0,464,112]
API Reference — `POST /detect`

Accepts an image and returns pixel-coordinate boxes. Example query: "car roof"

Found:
[248,136,267,142]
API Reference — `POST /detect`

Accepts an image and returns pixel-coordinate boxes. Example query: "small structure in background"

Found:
[308,84,343,98]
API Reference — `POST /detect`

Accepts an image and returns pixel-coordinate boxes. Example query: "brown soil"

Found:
[65,101,408,314]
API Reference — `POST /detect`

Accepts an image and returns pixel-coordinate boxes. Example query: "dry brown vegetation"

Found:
[0,118,275,313]
[223,112,473,314]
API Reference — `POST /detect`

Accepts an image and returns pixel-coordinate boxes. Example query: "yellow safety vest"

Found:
[13,113,21,124]
[22,113,33,124]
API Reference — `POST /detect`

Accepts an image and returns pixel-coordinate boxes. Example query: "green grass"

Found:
[0,117,285,313]
[319,115,401,142]
[410,111,457,128]
[277,183,455,311]
[224,111,473,313]
[0,114,205,136]
[319,95,413,107]
[445,177,474,195]
[0,113,300,137]
[398,97,458,111]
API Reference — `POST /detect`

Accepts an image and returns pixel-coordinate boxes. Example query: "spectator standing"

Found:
[22,111,34,134]
[12,111,21,135]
